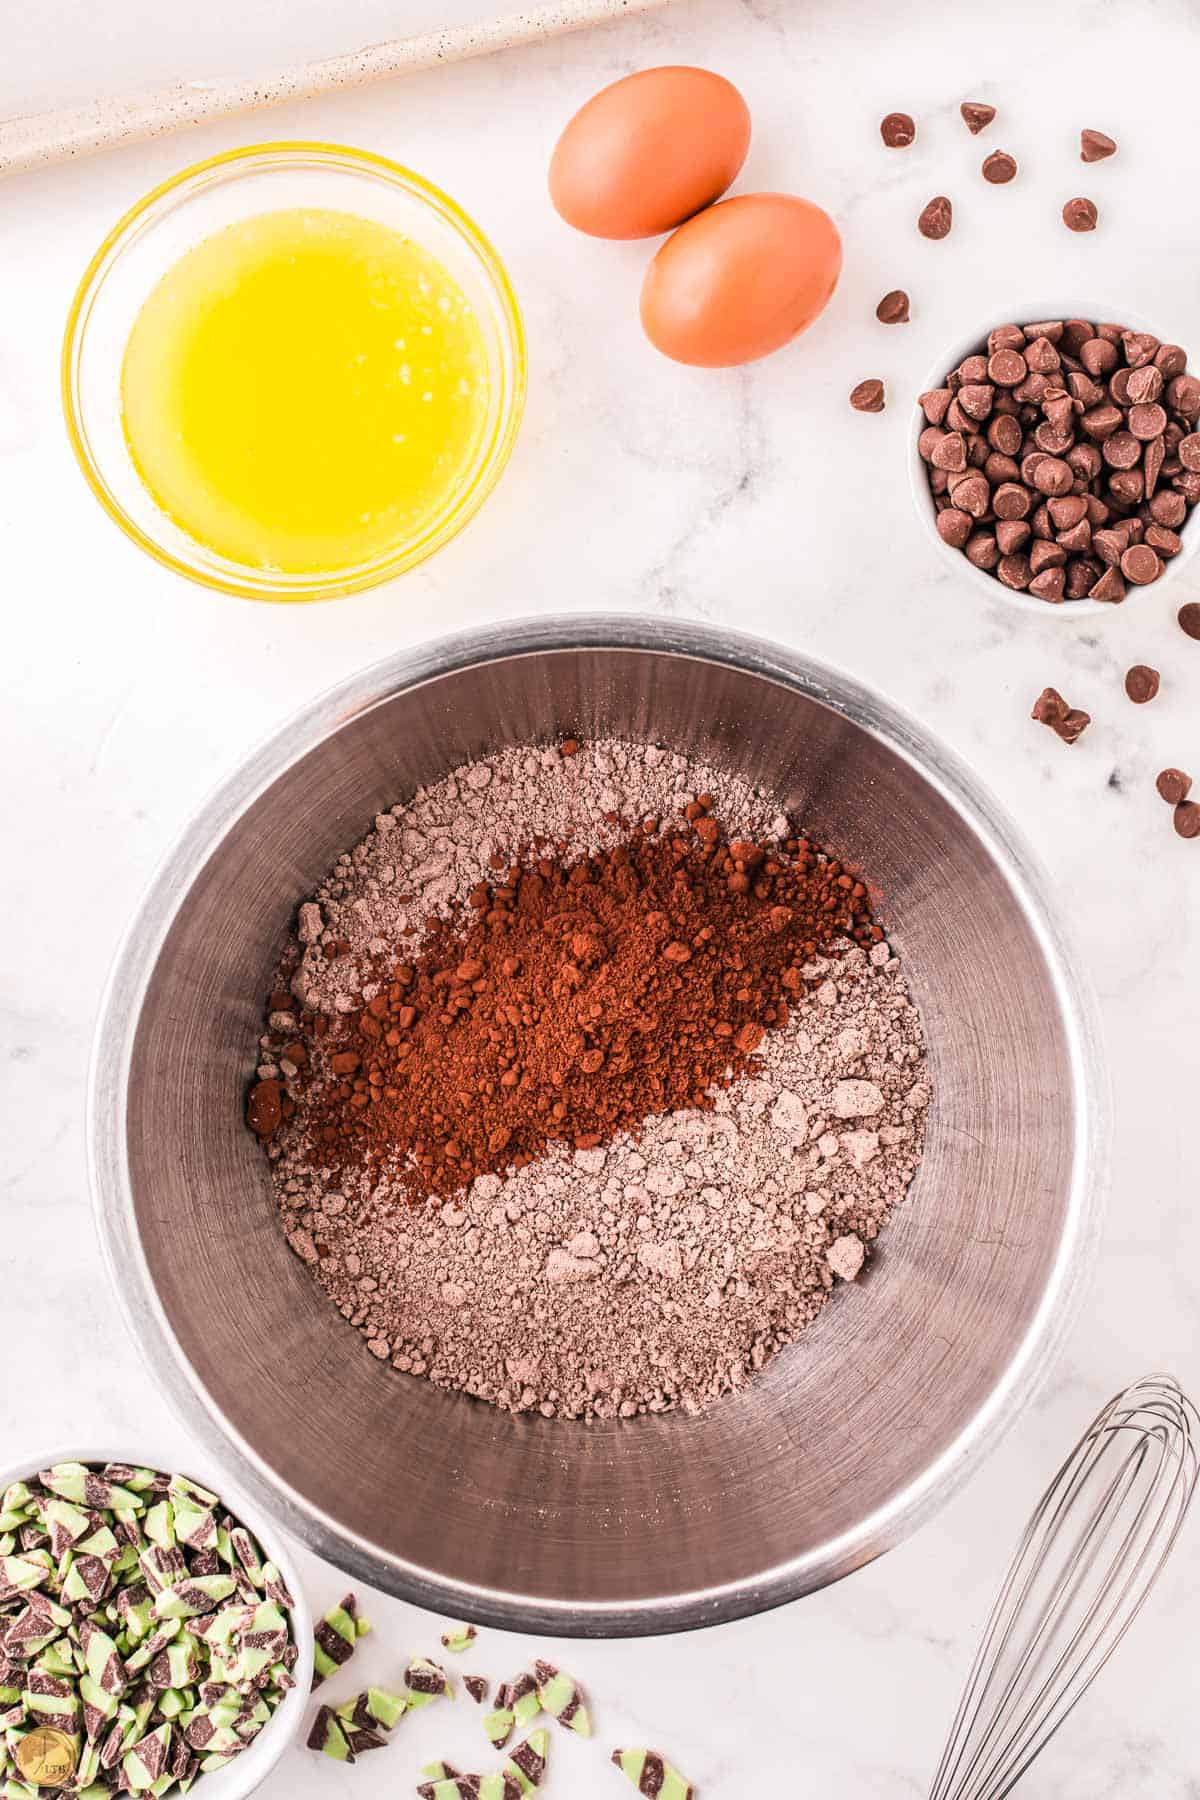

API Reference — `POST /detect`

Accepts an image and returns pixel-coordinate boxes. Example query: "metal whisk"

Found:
[930,1373,1198,1800]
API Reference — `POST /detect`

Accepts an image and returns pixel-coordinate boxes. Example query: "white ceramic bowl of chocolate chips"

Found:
[0,1448,312,1800]
[910,305,1200,616]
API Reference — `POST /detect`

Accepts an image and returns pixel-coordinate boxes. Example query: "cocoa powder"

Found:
[253,806,881,1205]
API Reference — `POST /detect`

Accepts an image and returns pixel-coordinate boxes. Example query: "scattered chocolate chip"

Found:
[1124,664,1160,703]
[982,150,1017,184]
[876,289,910,324]
[1157,768,1193,804]
[850,378,886,413]
[918,196,953,240]
[1063,196,1099,232]
[1174,801,1200,838]
[881,112,916,148]
[1031,688,1090,743]
[961,101,996,135]
[1080,129,1117,163]
[1179,601,1200,639]
[1031,687,1069,725]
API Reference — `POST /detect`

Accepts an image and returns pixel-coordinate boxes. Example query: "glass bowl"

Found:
[62,142,526,603]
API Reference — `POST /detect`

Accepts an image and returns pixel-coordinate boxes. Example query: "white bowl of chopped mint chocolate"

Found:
[0,1451,311,1798]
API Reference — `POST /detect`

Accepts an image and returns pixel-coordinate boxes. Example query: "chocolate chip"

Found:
[1179,601,1200,639]
[997,520,1032,555]
[958,382,994,420]
[918,196,953,239]
[1092,526,1125,566]
[1033,457,1074,496]
[1151,489,1187,527]
[1069,444,1103,482]
[1080,129,1116,163]
[1035,421,1074,457]
[1080,401,1122,441]
[982,150,1017,184]
[1063,196,1098,232]
[993,482,1031,520]
[1122,332,1159,369]
[1031,687,1069,725]
[987,348,1027,387]
[1168,375,1200,417]
[1109,469,1144,506]
[920,388,953,425]
[876,289,910,324]
[1029,567,1066,601]
[1026,340,1062,379]
[1080,337,1118,378]
[1049,494,1088,529]
[881,112,916,147]
[1127,403,1166,442]
[850,379,885,413]
[952,473,991,517]
[1102,430,1141,469]
[1144,436,1165,498]
[997,553,1032,590]
[936,508,973,549]
[1124,664,1160,703]
[1057,519,1093,554]
[1174,802,1200,839]
[1178,432,1200,471]
[931,431,967,470]
[1016,696,1077,756]
[1126,365,1164,405]
[965,530,1000,569]
[961,101,996,134]
[1120,544,1162,585]
[1156,343,1188,378]
[1089,565,1126,602]
[1157,768,1193,804]
[987,413,1022,456]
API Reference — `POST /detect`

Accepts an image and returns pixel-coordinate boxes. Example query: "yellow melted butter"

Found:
[121,207,490,576]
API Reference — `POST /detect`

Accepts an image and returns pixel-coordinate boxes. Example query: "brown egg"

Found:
[549,65,751,240]
[639,193,842,367]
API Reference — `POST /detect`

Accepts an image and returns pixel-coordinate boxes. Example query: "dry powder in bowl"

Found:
[248,739,930,1420]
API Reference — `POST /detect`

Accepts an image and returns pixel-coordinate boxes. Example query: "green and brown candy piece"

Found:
[612,1748,695,1798]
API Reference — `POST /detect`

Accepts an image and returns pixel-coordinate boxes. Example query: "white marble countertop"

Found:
[3,0,1200,1791]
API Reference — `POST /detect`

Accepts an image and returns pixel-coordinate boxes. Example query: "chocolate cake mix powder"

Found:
[251,739,930,1419]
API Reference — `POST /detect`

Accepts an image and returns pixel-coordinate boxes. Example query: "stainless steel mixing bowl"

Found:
[89,615,1104,1636]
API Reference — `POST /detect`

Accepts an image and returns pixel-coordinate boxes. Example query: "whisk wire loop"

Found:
[930,1374,1198,1800]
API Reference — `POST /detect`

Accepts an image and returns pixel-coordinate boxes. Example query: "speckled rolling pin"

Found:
[0,0,677,178]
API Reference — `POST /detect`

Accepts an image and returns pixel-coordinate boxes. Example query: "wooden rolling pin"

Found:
[0,0,675,177]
